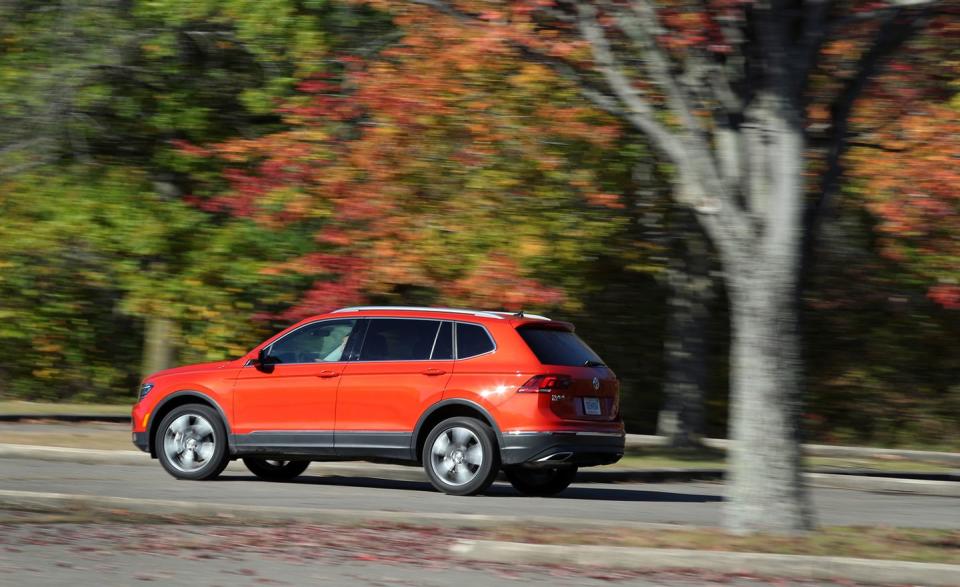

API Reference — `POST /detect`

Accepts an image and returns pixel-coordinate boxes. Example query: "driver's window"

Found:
[265,319,357,364]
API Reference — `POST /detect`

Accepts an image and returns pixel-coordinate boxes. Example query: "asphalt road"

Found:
[1,458,957,529]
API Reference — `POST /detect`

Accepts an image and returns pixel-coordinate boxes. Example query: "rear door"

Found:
[516,324,620,422]
[336,318,454,457]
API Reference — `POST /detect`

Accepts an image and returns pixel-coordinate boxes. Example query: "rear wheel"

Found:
[505,466,578,496]
[156,404,229,481]
[422,417,500,496]
[242,458,310,481]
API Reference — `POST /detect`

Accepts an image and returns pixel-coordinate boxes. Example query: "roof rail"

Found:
[331,306,506,319]
[490,311,551,321]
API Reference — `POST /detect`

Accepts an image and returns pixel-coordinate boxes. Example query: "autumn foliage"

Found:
[845,15,960,309]
[181,14,626,319]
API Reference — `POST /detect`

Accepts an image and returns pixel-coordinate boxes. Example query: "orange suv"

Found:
[132,307,624,496]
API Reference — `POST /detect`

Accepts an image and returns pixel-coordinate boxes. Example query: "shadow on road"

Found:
[214,473,723,503]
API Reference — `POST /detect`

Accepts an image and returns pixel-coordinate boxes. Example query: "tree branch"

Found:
[512,45,627,120]
[572,2,686,162]
[801,6,929,278]
[613,0,704,137]
[794,0,832,98]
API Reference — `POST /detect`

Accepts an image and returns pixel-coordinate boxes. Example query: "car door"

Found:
[232,318,360,452]
[336,318,453,458]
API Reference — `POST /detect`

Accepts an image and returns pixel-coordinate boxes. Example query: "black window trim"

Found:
[454,321,497,360]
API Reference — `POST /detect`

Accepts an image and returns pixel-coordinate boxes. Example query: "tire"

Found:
[422,417,500,496]
[155,404,230,481]
[242,457,310,481]
[505,466,578,496]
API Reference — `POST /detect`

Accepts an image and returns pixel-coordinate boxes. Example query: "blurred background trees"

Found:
[0,0,956,464]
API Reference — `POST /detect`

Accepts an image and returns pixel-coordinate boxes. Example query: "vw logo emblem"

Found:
[592,377,600,391]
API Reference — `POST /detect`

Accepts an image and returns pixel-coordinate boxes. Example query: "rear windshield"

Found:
[518,327,604,367]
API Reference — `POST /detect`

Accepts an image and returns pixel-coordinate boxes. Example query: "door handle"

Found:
[421,368,446,376]
[317,370,340,378]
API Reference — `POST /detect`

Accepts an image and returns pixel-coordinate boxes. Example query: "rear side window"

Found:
[359,319,441,361]
[456,323,495,359]
[518,327,603,367]
[431,321,453,360]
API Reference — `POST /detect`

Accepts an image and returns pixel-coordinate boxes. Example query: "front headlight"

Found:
[138,382,155,401]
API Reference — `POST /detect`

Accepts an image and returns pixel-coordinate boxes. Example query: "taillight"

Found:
[517,374,572,393]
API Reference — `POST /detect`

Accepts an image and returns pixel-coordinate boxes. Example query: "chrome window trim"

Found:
[246,316,499,366]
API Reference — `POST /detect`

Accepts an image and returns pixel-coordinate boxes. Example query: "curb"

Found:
[0,443,957,496]
[626,434,960,466]
[805,473,960,497]
[0,414,129,424]
[0,444,150,466]
[0,488,690,532]
[451,540,960,587]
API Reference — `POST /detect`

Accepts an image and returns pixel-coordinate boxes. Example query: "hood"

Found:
[144,360,236,381]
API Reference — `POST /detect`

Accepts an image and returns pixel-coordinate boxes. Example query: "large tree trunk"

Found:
[724,262,812,533]
[657,208,713,447]
[721,105,814,534]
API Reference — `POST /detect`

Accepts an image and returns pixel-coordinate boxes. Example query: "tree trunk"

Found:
[657,208,713,448]
[724,262,812,533]
[721,105,813,534]
[142,316,177,377]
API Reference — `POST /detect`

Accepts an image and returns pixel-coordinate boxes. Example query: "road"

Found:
[1,458,957,529]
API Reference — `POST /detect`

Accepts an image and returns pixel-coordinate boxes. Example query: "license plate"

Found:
[583,397,602,416]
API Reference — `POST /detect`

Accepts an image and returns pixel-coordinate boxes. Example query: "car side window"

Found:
[456,322,495,359]
[431,321,453,360]
[358,319,442,361]
[265,319,357,364]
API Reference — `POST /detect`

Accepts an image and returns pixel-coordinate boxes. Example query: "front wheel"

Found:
[422,417,500,496]
[156,404,230,481]
[505,466,578,496]
[242,458,310,481]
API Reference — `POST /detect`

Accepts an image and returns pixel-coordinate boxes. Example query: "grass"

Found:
[0,424,134,450]
[487,525,960,564]
[0,400,131,416]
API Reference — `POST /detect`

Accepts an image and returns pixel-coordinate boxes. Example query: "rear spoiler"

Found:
[513,319,575,332]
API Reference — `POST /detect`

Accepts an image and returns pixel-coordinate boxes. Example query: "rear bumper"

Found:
[500,431,624,467]
[132,431,149,453]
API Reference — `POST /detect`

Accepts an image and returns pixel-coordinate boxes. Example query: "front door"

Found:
[233,318,359,453]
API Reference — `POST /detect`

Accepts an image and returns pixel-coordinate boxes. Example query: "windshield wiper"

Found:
[583,360,605,367]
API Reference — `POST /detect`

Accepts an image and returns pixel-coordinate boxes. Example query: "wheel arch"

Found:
[147,390,233,458]
[412,399,501,464]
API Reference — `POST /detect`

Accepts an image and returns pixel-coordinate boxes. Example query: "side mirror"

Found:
[252,348,274,373]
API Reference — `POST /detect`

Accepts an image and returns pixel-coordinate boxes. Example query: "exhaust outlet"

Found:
[536,452,573,462]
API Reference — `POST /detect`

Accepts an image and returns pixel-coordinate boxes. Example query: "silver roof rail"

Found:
[489,311,551,321]
[332,306,506,319]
